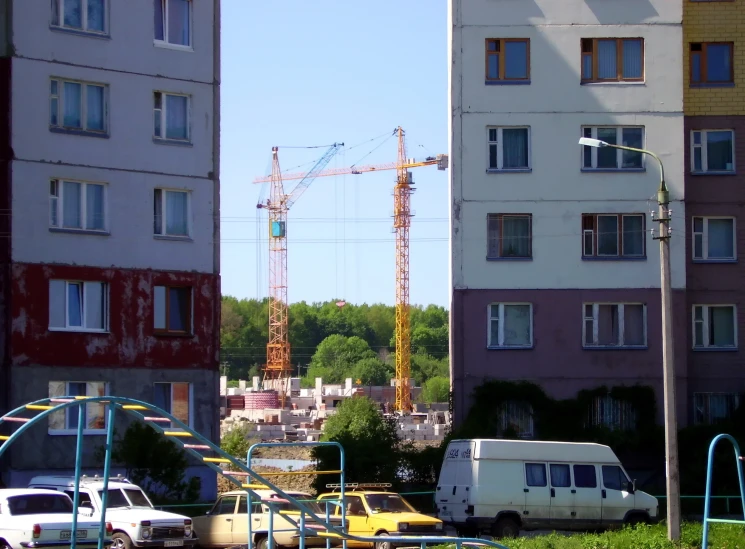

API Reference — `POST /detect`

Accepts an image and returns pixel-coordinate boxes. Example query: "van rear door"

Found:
[436,440,474,524]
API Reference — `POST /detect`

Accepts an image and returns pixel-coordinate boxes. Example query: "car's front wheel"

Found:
[111,532,134,549]
[374,532,391,549]
[0,538,11,549]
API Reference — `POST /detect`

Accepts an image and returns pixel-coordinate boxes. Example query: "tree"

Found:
[221,422,256,460]
[305,335,376,385]
[410,352,449,385]
[421,376,450,403]
[352,357,393,386]
[313,397,400,492]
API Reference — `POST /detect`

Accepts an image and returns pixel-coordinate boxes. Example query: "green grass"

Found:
[434,523,745,549]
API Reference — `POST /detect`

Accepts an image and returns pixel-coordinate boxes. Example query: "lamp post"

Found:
[578,137,680,541]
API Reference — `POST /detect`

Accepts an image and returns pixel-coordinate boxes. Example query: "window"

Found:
[581,38,644,82]
[51,0,106,33]
[48,381,107,434]
[49,179,106,232]
[49,280,108,331]
[487,214,532,259]
[485,39,530,82]
[525,464,547,487]
[582,127,644,170]
[153,382,192,427]
[211,496,238,515]
[573,465,597,488]
[488,303,532,348]
[690,43,734,85]
[154,0,191,47]
[7,494,74,516]
[691,130,735,173]
[153,92,190,142]
[498,401,534,438]
[154,285,192,334]
[693,217,736,261]
[49,79,106,134]
[582,214,645,259]
[487,127,530,171]
[587,396,638,431]
[154,189,190,237]
[549,464,571,487]
[583,303,647,348]
[602,465,630,492]
[693,305,737,348]
[694,393,740,425]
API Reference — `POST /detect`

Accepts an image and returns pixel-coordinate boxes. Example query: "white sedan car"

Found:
[0,489,112,549]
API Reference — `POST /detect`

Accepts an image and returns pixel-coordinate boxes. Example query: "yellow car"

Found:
[317,483,445,549]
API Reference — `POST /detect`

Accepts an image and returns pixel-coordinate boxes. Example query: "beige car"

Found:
[193,490,345,549]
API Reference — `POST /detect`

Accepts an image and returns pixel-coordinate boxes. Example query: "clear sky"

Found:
[219,1,449,308]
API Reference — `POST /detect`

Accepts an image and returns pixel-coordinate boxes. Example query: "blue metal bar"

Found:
[702,434,745,549]
[247,491,253,549]
[71,400,85,549]
[268,500,275,549]
[97,403,117,549]
[299,511,306,549]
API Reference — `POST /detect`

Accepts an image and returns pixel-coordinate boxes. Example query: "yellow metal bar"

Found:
[242,484,269,489]
[74,396,89,400]
[26,405,53,410]
[163,431,192,437]
[257,470,342,476]
[122,405,148,410]
[203,457,231,463]
[0,436,9,441]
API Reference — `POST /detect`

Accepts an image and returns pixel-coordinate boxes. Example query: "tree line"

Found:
[220,297,450,401]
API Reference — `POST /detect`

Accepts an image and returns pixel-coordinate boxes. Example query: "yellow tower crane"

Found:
[253,128,448,413]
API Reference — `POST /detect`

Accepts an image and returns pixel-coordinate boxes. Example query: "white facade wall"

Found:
[450,0,685,291]
[10,0,217,273]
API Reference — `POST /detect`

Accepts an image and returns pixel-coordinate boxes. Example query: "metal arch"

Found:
[701,434,745,549]
[1,397,513,549]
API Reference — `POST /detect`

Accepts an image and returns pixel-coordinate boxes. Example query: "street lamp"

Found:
[578,137,680,541]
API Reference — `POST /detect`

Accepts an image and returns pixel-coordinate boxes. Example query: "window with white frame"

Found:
[50,78,107,133]
[51,0,106,34]
[694,393,740,425]
[582,127,644,169]
[48,381,107,434]
[153,382,192,427]
[582,214,645,258]
[693,305,737,349]
[691,130,735,173]
[154,0,191,47]
[498,401,534,438]
[154,285,192,334]
[488,303,532,348]
[50,179,106,231]
[487,127,530,171]
[487,214,532,258]
[583,303,647,348]
[587,396,637,431]
[49,280,108,332]
[154,189,190,237]
[693,217,736,261]
[153,92,190,141]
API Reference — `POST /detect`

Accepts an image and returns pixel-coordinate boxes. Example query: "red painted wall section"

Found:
[10,263,219,370]
[0,57,12,413]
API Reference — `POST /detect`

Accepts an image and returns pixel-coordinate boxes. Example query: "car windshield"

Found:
[97,488,152,509]
[8,494,74,516]
[124,489,153,508]
[363,494,413,514]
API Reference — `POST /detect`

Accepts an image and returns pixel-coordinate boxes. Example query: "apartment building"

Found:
[448,0,690,430]
[0,0,221,494]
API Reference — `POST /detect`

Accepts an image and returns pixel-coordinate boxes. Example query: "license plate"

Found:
[164,541,184,547]
[60,530,88,540]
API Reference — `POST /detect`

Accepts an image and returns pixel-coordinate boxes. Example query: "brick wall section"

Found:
[683,1,745,115]
[684,115,745,398]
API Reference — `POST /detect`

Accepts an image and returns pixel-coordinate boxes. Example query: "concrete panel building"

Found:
[448,0,704,431]
[0,0,221,495]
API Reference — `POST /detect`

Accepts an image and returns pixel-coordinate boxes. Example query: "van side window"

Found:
[549,464,571,487]
[525,463,547,486]
[602,465,628,491]
[573,465,597,488]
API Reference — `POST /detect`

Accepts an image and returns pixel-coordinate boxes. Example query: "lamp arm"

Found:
[607,144,666,193]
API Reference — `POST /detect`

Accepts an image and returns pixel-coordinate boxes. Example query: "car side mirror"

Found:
[79,506,94,517]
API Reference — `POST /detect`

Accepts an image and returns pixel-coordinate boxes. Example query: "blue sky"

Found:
[219,1,449,308]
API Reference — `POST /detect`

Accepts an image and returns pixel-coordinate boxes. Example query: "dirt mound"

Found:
[218,464,318,495]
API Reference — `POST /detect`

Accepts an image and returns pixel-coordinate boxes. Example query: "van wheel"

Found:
[626,514,649,527]
[1,539,11,549]
[492,517,519,539]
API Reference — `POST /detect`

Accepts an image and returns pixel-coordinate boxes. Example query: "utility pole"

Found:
[578,137,680,540]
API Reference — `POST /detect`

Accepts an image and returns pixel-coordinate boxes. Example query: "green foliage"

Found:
[421,376,450,403]
[220,422,256,459]
[313,397,400,492]
[434,523,745,549]
[220,297,449,385]
[96,422,200,504]
[352,357,393,386]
